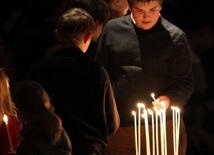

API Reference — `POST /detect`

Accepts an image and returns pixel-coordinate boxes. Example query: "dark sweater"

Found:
[27,46,120,154]
[96,15,194,126]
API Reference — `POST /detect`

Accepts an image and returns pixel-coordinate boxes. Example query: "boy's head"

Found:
[127,0,163,7]
[55,8,96,51]
[70,0,108,41]
[128,0,162,30]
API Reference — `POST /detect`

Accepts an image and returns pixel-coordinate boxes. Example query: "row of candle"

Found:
[132,94,180,155]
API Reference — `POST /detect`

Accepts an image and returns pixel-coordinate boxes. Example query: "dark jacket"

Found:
[27,46,120,154]
[95,15,194,126]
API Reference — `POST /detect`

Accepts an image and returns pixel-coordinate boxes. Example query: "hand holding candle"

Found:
[152,95,170,110]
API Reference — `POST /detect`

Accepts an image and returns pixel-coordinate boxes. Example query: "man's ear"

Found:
[84,33,92,43]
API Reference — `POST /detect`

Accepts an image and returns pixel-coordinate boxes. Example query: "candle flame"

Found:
[132,111,136,115]
[151,93,157,102]
[175,107,180,113]
[137,103,145,108]
[147,109,153,115]
[141,113,145,118]
[3,115,8,124]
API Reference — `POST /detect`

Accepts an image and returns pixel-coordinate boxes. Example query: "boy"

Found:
[95,0,194,154]
[27,8,120,155]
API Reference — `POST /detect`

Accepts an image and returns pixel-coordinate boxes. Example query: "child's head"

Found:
[127,0,163,7]
[70,0,108,41]
[12,80,52,116]
[128,0,162,30]
[12,80,62,144]
[55,8,96,51]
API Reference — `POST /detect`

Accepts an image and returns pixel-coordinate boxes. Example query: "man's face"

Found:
[129,1,162,30]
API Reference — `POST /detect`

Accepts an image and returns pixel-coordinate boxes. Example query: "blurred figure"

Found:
[27,8,120,155]
[0,68,20,155]
[12,80,72,155]
[104,0,129,20]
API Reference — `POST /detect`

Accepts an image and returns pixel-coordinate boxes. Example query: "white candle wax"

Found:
[154,108,159,155]
[143,110,150,155]
[137,103,144,155]
[159,110,164,155]
[161,102,167,155]
[175,107,180,155]
[148,109,155,155]
[132,111,138,155]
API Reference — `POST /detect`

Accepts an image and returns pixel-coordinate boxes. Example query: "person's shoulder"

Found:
[103,15,133,33]
[106,14,131,27]
[162,17,184,32]
[161,17,186,40]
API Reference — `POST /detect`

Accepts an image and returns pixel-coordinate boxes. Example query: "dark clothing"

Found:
[27,46,120,154]
[85,40,99,61]
[16,129,71,155]
[95,15,194,126]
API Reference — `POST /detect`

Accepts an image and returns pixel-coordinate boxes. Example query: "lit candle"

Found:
[171,106,176,155]
[132,111,138,155]
[3,115,14,152]
[142,110,150,155]
[137,103,144,155]
[159,110,164,155]
[154,107,159,155]
[175,107,180,155]
[161,102,167,155]
[148,109,155,155]
[151,93,157,102]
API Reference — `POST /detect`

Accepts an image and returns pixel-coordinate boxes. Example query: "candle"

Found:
[161,102,167,155]
[148,109,155,155]
[142,110,150,155]
[175,107,180,155]
[3,115,14,152]
[171,106,176,155]
[158,108,166,155]
[132,111,138,155]
[137,103,144,155]
[154,107,159,155]
[151,93,157,102]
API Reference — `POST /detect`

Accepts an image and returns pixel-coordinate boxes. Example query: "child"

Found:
[0,68,20,155]
[27,8,120,155]
[12,80,72,155]
[95,0,194,154]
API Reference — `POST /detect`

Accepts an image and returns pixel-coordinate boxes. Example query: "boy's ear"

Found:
[55,29,62,42]
[84,33,92,43]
